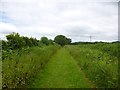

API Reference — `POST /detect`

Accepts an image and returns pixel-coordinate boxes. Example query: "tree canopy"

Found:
[4,32,38,50]
[40,37,54,45]
[2,32,71,50]
[54,35,71,46]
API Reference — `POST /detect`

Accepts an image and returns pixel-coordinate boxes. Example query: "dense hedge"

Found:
[2,32,54,51]
[1,32,61,88]
[2,45,60,88]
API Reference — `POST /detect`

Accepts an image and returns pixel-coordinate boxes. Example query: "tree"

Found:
[6,32,25,49]
[41,37,49,45]
[48,39,54,45]
[67,38,72,44]
[22,36,31,47]
[2,40,8,50]
[29,37,38,46]
[5,32,39,49]
[54,35,71,46]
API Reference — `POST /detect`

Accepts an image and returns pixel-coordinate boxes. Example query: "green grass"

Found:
[29,48,94,88]
[2,43,118,88]
[2,45,60,88]
[77,43,118,57]
[66,43,118,88]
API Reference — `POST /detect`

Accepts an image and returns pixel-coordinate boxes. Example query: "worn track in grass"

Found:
[29,48,94,88]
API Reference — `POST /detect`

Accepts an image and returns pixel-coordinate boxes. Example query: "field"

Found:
[1,0,119,89]
[66,43,118,88]
[2,45,60,88]
[1,42,119,88]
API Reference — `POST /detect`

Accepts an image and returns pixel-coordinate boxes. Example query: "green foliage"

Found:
[6,32,25,49]
[66,38,72,44]
[82,43,118,57]
[66,43,118,88]
[2,40,8,50]
[30,48,93,88]
[40,37,54,46]
[22,36,32,47]
[49,39,54,45]
[54,35,71,46]
[2,32,60,88]
[2,45,60,88]
[3,32,40,50]
[29,37,38,46]
[40,37,49,45]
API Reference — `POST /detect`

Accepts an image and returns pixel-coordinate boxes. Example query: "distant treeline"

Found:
[1,32,72,50]
[1,32,119,50]
[1,32,55,50]
[70,41,120,45]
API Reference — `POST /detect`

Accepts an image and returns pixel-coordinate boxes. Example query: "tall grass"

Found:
[66,43,118,88]
[78,43,118,57]
[2,45,60,88]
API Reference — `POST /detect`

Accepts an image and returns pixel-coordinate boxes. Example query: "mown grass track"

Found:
[29,48,94,88]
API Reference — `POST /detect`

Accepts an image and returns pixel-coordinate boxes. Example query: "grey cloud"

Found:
[0,30,13,34]
[0,0,118,42]
[65,26,92,36]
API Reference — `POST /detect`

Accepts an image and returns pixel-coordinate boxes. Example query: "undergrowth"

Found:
[66,43,118,88]
[2,45,60,89]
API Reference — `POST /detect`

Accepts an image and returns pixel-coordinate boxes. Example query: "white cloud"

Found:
[0,22,17,40]
[0,0,118,42]
[0,22,17,33]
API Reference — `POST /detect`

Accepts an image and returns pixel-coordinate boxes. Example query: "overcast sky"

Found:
[0,0,119,42]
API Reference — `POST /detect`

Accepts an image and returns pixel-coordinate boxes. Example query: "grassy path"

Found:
[29,48,94,88]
